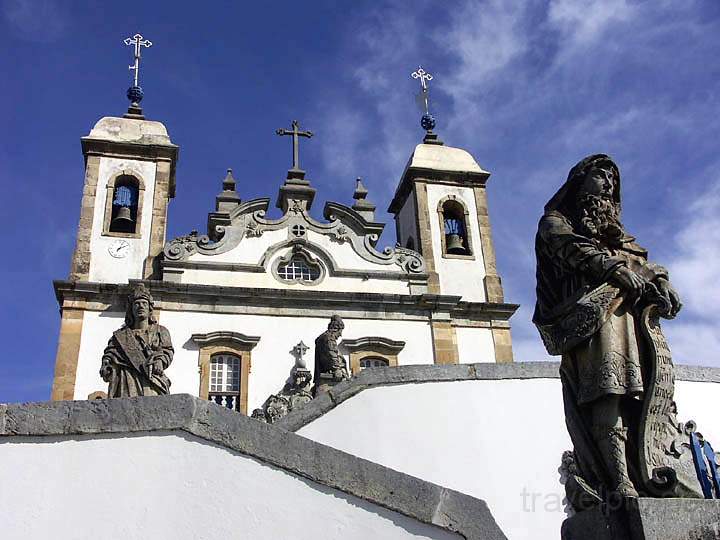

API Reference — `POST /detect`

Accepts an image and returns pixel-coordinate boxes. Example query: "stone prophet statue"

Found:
[313,314,349,395]
[534,154,710,507]
[252,368,313,424]
[100,284,174,397]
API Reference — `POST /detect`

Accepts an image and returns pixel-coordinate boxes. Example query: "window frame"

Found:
[191,331,261,416]
[437,195,475,260]
[102,171,146,238]
[271,247,326,286]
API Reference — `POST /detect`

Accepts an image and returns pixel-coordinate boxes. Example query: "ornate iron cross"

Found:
[412,66,433,114]
[124,33,153,87]
[276,120,313,171]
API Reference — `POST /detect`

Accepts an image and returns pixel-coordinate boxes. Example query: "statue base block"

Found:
[562,498,720,540]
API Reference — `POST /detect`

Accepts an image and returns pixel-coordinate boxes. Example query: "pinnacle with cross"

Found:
[123,33,153,119]
[276,120,313,177]
[411,66,443,144]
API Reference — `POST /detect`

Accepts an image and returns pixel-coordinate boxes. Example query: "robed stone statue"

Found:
[534,154,710,508]
[313,314,349,395]
[100,284,174,397]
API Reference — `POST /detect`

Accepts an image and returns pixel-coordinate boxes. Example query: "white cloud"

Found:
[547,0,635,46]
[317,0,720,365]
[2,0,67,42]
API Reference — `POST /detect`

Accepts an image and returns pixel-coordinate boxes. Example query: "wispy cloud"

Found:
[316,0,720,364]
[2,0,68,43]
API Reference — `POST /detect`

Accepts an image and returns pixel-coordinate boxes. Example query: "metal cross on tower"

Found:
[124,33,153,88]
[276,120,313,172]
[412,66,433,114]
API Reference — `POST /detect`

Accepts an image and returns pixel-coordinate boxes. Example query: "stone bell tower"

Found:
[388,67,512,363]
[52,34,178,401]
[68,34,178,284]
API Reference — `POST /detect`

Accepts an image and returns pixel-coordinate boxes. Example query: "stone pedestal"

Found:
[562,498,720,540]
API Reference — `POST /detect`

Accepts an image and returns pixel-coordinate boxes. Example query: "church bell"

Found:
[446,233,465,254]
[111,205,134,229]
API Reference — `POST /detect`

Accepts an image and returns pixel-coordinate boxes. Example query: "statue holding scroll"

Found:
[100,284,174,397]
[534,154,713,509]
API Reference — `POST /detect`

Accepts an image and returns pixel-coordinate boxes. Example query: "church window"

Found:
[405,237,416,251]
[359,357,390,369]
[109,176,140,234]
[277,254,321,282]
[438,196,474,258]
[209,353,241,411]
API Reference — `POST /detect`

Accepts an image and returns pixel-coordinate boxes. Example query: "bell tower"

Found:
[388,66,513,363]
[68,33,178,284]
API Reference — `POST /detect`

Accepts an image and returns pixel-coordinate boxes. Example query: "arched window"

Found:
[359,356,390,369]
[275,252,323,284]
[209,353,241,411]
[109,175,140,234]
[405,237,416,251]
[438,197,473,258]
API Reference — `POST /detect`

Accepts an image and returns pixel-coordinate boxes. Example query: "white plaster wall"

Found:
[159,311,434,411]
[455,326,495,363]
[187,228,287,264]
[178,265,410,294]
[298,378,720,540]
[0,431,459,540]
[88,157,157,283]
[73,310,125,400]
[396,193,418,249]
[426,184,487,302]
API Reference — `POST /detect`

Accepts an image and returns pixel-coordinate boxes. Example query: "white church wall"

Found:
[426,184,487,302]
[455,326,495,363]
[0,431,460,540]
[159,311,434,412]
[297,378,720,540]
[73,309,125,400]
[88,157,157,283]
[184,228,285,265]
[176,265,410,294]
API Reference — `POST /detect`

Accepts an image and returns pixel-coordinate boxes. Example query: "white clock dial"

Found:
[108,239,130,259]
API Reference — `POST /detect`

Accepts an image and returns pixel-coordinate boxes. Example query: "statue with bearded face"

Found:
[99,284,174,397]
[313,314,349,395]
[533,155,714,511]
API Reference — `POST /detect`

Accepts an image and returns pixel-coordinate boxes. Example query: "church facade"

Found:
[50,107,518,415]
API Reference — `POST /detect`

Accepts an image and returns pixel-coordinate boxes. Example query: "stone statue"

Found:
[251,367,313,424]
[313,314,349,395]
[100,284,174,397]
[534,154,710,509]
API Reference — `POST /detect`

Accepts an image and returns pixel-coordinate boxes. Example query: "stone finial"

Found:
[216,168,241,212]
[352,178,377,222]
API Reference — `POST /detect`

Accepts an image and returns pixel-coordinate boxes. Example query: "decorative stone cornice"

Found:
[163,197,426,275]
[53,279,519,323]
[340,337,406,354]
[190,331,261,350]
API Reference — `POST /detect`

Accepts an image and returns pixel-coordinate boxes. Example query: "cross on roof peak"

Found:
[276,120,313,173]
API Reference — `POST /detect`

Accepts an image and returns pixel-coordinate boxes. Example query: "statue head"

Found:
[545,154,625,244]
[124,284,157,328]
[327,314,344,337]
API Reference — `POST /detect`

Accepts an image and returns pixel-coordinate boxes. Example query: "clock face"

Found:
[108,239,130,259]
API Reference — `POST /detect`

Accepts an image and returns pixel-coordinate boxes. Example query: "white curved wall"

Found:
[297,378,720,540]
[0,431,460,540]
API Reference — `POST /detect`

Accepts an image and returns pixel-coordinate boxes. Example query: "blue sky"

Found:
[1,0,719,403]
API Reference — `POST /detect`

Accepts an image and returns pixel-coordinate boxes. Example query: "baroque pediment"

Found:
[162,198,426,275]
